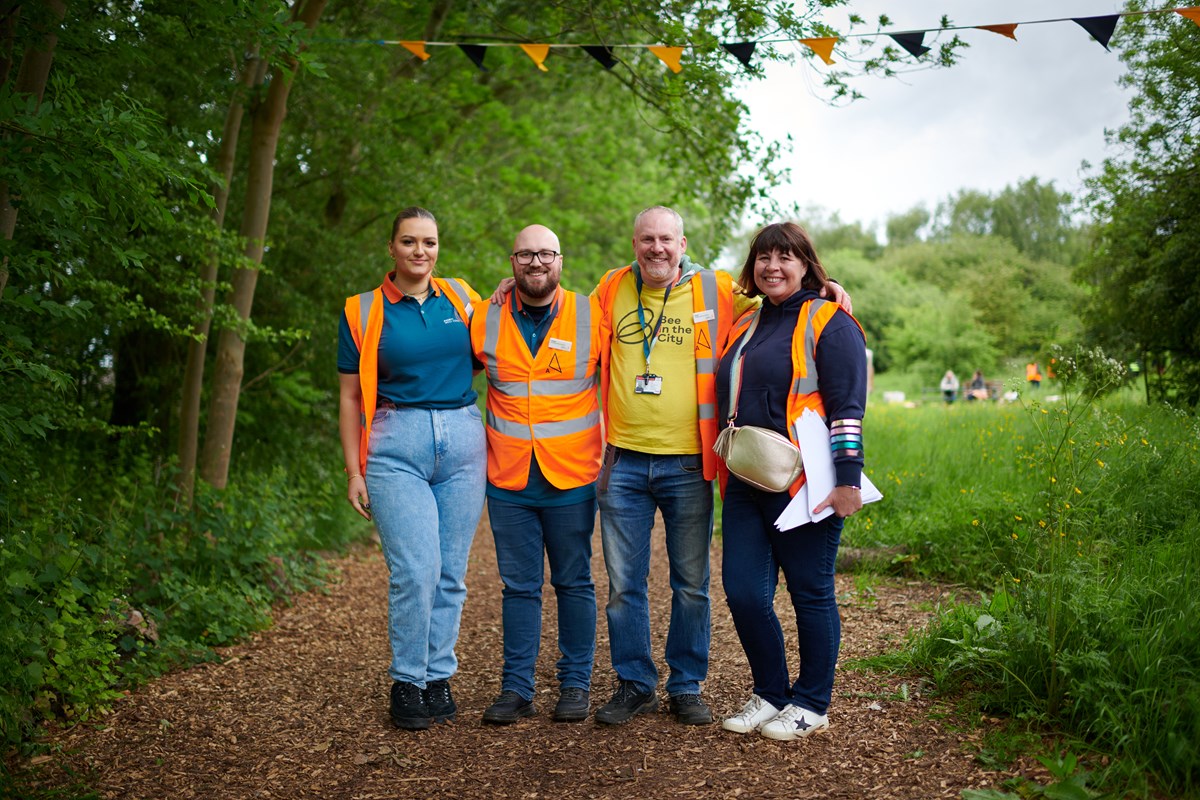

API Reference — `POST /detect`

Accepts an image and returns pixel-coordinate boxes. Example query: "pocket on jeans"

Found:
[465,404,483,420]
[678,453,703,474]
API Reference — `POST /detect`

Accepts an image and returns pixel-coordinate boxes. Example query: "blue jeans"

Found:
[597,447,713,696]
[366,404,486,686]
[721,477,843,714]
[486,496,597,700]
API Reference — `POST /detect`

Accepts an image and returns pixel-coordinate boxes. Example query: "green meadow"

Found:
[844,376,1200,797]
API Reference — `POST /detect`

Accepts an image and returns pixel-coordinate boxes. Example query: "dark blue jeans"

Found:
[486,495,597,700]
[721,477,843,714]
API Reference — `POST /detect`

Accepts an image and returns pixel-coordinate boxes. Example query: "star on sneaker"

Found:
[759,704,829,741]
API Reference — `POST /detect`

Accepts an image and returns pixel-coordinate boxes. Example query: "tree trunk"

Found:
[0,0,65,299]
[198,0,327,489]
[175,53,265,507]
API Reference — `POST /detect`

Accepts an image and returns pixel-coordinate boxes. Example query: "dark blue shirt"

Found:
[716,289,866,487]
[338,287,477,409]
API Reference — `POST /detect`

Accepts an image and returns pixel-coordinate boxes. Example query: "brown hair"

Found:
[390,206,437,240]
[735,222,829,298]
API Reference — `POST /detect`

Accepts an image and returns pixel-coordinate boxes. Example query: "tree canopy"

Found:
[1080,2,1200,406]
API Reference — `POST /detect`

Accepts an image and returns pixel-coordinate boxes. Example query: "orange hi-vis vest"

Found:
[470,287,605,491]
[718,298,864,498]
[594,265,736,481]
[343,276,477,475]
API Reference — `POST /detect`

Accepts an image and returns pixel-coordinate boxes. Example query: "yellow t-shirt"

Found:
[603,271,758,454]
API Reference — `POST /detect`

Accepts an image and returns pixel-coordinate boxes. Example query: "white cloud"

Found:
[737,1,1134,234]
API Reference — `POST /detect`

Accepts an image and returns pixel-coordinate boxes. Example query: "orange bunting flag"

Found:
[649,45,684,73]
[1176,7,1200,26]
[519,44,550,71]
[976,23,1018,40]
[399,41,431,61]
[799,37,837,65]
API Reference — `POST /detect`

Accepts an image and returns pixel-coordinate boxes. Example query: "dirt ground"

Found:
[17,513,1041,799]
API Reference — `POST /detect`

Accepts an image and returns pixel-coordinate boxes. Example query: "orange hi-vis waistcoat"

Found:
[718,298,864,498]
[594,265,736,481]
[343,276,477,476]
[470,287,604,491]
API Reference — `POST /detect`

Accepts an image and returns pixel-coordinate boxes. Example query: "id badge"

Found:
[635,373,663,395]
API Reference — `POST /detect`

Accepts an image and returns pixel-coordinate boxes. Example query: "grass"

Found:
[846,377,1200,797]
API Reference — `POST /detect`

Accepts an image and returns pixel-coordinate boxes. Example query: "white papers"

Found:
[775,409,883,531]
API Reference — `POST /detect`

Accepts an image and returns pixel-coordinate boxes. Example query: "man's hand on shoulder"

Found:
[821,281,852,316]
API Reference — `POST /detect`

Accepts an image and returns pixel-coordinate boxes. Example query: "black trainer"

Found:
[553,687,590,723]
[482,690,535,725]
[389,681,431,730]
[425,679,456,723]
[595,680,658,725]
[668,693,713,725]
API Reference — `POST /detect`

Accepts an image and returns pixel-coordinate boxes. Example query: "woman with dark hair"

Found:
[338,207,485,731]
[714,221,868,741]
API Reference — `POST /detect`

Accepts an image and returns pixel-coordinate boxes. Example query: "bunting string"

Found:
[322,7,1200,73]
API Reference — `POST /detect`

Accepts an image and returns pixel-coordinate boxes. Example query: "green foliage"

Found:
[1080,3,1200,407]
[931,178,1084,265]
[0,450,367,749]
[857,370,1200,795]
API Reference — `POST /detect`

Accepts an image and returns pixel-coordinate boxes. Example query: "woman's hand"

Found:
[814,485,862,518]
[347,474,372,520]
[490,276,516,305]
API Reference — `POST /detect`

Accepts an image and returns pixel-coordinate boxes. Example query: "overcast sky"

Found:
[736,1,1135,237]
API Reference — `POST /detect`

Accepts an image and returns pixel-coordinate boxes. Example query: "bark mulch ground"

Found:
[16,513,1041,799]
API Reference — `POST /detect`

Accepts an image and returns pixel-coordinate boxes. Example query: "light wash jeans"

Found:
[487,496,597,700]
[365,404,486,686]
[597,446,714,696]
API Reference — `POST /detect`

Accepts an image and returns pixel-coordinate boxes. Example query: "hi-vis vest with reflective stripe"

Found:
[470,287,604,491]
[594,265,736,481]
[719,298,864,498]
[343,276,477,475]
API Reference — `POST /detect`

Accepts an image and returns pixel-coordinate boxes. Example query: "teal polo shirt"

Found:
[338,280,477,409]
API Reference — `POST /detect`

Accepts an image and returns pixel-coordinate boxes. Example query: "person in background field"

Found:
[940,369,959,404]
[968,369,986,401]
[470,225,609,725]
[338,206,486,731]
[1026,361,1043,390]
[715,221,867,742]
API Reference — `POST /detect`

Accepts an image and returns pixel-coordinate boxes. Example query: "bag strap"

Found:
[725,310,762,426]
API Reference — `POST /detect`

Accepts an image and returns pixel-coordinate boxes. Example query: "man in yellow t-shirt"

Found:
[591,206,757,726]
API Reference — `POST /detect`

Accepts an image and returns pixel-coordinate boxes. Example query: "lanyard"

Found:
[634,266,695,370]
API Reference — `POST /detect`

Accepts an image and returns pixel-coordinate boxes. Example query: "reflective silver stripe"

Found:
[357,291,375,339]
[791,300,825,395]
[696,271,718,375]
[698,402,716,420]
[571,297,592,378]
[442,278,474,322]
[490,377,596,397]
[487,409,600,440]
[482,304,503,384]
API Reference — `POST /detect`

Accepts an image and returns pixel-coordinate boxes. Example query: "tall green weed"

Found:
[857,350,1200,794]
[0,449,367,750]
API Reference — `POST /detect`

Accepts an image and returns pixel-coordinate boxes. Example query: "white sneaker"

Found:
[759,704,829,740]
[721,695,780,734]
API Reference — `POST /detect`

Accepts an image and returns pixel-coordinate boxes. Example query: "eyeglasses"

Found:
[512,250,560,265]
